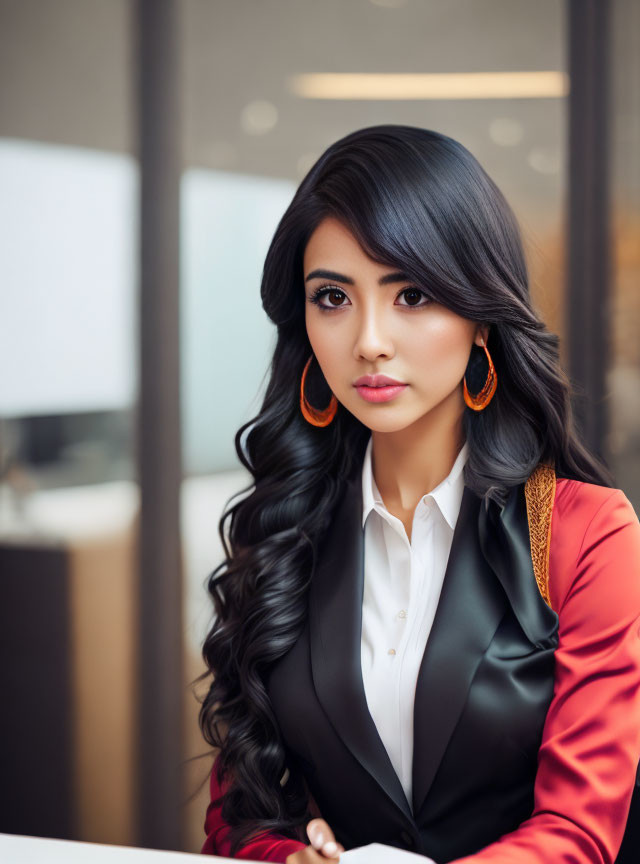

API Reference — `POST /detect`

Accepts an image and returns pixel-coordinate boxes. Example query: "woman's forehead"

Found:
[303,218,398,277]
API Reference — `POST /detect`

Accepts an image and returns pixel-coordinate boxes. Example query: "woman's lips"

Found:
[355,383,408,403]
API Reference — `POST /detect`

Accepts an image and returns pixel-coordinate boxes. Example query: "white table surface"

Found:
[0,834,234,863]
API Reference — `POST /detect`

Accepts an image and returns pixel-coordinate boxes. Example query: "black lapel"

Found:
[308,466,414,821]
[478,480,559,649]
[411,480,559,820]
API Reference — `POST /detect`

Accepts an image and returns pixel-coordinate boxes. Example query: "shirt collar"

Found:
[361,435,469,531]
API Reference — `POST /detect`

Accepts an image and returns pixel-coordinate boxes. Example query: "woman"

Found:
[197,125,640,864]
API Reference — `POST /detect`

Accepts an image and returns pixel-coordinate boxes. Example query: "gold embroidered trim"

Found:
[524,463,556,610]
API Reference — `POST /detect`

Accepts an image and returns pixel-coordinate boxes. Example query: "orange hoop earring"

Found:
[300,354,338,427]
[463,338,497,411]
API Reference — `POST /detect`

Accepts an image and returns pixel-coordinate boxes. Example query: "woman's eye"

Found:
[398,287,430,307]
[308,284,431,310]
[308,286,349,308]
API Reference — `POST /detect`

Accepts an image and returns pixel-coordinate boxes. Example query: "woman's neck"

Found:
[370,391,466,517]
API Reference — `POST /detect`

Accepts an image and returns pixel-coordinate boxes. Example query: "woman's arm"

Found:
[201,754,307,861]
[450,486,640,864]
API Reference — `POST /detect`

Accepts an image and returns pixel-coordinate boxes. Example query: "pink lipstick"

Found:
[354,373,408,404]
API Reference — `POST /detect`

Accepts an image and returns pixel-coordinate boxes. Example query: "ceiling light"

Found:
[288,72,568,101]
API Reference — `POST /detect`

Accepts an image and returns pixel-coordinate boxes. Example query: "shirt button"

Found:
[398,609,407,619]
[388,648,396,655]
[400,830,415,847]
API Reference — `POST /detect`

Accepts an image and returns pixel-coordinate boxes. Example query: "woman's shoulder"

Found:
[552,476,638,533]
[548,477,640,614]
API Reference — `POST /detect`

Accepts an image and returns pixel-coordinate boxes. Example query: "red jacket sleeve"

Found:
[450,482,640,864]
[201,754,307,861]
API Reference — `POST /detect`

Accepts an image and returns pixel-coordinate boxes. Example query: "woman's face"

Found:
[303,216,487,434]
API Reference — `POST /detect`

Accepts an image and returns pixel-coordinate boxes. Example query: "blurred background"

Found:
[0,0,638,855]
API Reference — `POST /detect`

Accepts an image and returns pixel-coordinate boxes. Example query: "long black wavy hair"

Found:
[196,124,613,855]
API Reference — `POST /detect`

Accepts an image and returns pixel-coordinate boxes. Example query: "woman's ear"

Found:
[474,324,490,347]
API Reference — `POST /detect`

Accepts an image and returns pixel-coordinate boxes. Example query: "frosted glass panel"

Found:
[181,168,295,474]
[0,139,138,418]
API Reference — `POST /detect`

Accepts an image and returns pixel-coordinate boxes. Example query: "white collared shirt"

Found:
[360,435,469,814]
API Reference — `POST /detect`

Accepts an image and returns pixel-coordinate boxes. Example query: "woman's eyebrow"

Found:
[304,268,410,285]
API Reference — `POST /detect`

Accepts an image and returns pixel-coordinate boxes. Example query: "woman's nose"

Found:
[353,306,395,360]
